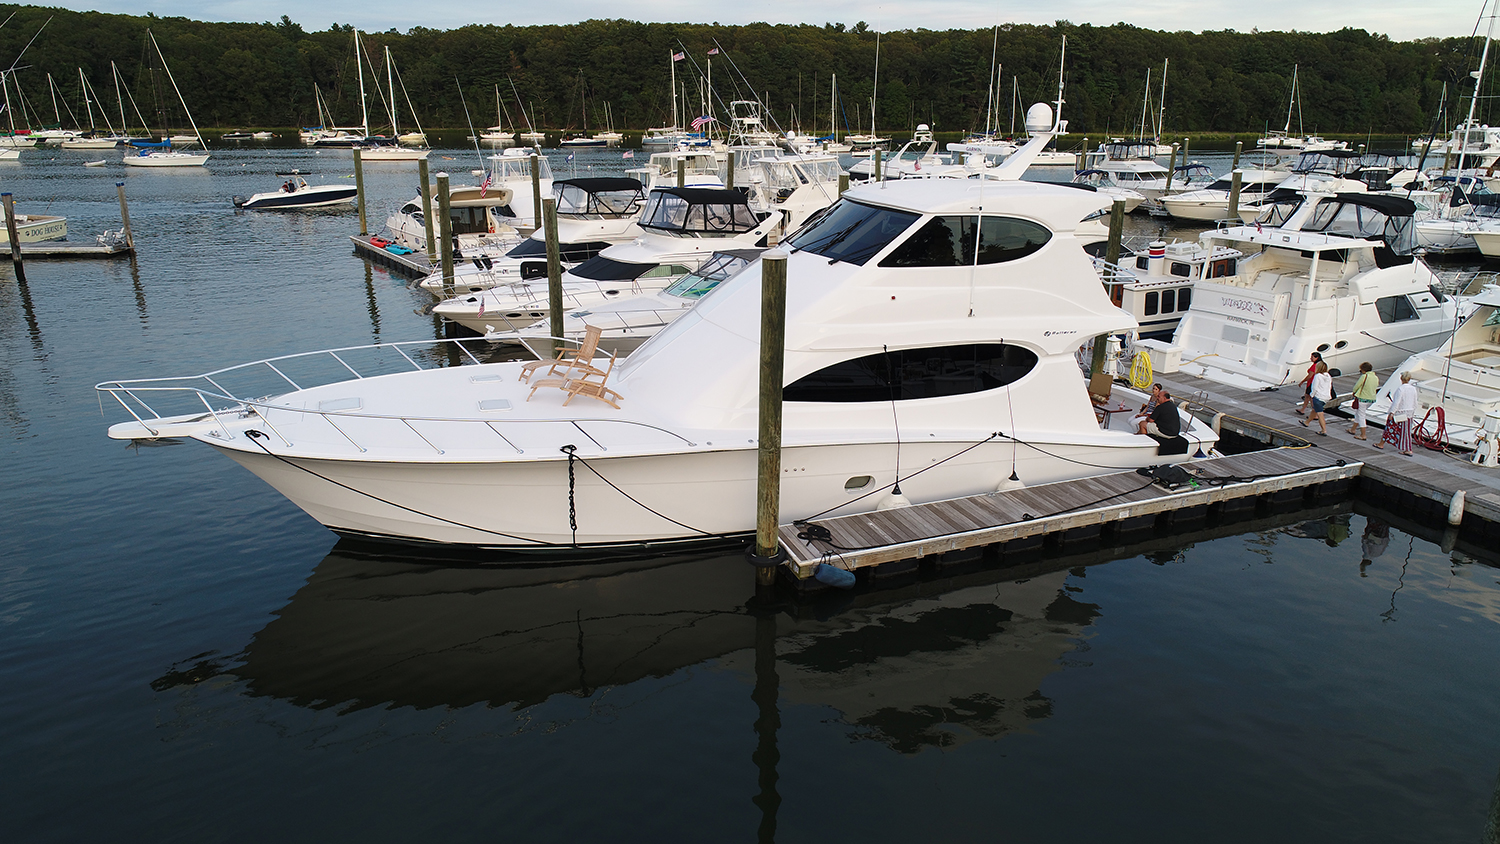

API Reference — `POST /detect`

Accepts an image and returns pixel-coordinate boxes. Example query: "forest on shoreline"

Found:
[0,4,1488,138]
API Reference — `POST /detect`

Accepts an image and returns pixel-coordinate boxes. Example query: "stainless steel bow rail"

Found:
[95,337,697,455]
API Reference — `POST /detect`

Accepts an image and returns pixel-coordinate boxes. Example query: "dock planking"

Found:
[778,446,1358,577]
[349,235,434,277]
[15,240,133,259]
[1154,369,1500,525]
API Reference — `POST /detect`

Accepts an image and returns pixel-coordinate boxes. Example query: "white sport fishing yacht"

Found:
[1169,191,1458,390]
[97,173,1218,552]
[1365,285,1500,450]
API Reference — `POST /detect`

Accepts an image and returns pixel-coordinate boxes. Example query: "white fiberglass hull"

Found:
[62,137,123,149]
[123,152,209,167]
[361,147,430,161]
[211,430,1192,550]
[1470,228,1500,258]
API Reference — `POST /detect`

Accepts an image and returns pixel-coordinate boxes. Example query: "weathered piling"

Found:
[2,193,25,283]
[436,173,454,291]
[544,197,563,358]
[1228,169,1243,221]
[417,158,435,262]
[753,249,789,587]
[353,147,367,236]
[115,182,134,249]
[677,158,686,188]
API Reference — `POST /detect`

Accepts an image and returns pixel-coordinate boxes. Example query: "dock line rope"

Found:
[242,430,562,546]
[560,445,730,539]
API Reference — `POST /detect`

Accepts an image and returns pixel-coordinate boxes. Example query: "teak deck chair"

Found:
[526,352,624,409]
[519,324,604,383]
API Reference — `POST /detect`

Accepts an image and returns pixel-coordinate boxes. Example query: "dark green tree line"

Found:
[0,4,1486,136]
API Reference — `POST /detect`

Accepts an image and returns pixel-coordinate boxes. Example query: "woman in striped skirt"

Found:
[1376,371,1418,456]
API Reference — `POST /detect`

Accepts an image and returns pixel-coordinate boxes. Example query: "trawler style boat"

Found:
[97,174,1218,551]
[1170,191,1458,390]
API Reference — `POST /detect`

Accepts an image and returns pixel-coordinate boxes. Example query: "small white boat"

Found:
[233,175,357,210]
[0,212,67,244]
[83,159,107,167]
[123,32,209,168]
[1160,168,1285,222]
[359,144,429,161]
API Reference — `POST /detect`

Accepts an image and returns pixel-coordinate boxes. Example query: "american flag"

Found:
[479,173,492,198]
[622,150,634,159]
[690,115,712,130]
[707,48,720,55]
[672,51,685,61]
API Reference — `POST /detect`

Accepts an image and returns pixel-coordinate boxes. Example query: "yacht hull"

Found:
[214,435,1187,550]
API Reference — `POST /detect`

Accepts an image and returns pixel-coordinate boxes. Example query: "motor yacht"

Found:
[233,175,358,210]
[847,125,943,182]
[1081,140,1213,210]
[1160,168,1284,221]
[431,185,775,334]
[1070,170,1146,213]
[1365,285,1500,449]
[1099,240,1244,341]
[382,148,554,252]
[1169,191,1459,390]
[98,176,1219,551]
[417,177,647,295]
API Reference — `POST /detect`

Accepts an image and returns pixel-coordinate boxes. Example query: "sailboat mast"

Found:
[79,67,94,132]
[984,25,998,137]
[1284,65,1297,135]
[112,61,126,136]
[147,29,204,148]
[1457,10,1497,175]
[386,46,398,136]
[355,32,368,136]
[831,73,837,143]
[1054,35,1067,132]
[1138,68,1150,141]
[1,73,16,137]
[872,31,880,138]
[48,72,59,126]
[1157,59,1169,139]
[670,51,677,129]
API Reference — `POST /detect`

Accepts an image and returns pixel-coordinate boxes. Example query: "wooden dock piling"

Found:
[436,173,454,290]
[2,193,26,283]
[544,197,563,357]
[754,250,789,587]
[417,158,435,262]
[353,148,367,236]
[115,182,134,249]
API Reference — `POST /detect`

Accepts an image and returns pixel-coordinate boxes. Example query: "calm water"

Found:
[3,145,1500,842]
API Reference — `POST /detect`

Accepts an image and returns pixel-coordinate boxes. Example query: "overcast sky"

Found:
[23,1,1489,41]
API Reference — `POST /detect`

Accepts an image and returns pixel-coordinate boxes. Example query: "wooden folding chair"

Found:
[519,324,604,383]
[526,352,624,409]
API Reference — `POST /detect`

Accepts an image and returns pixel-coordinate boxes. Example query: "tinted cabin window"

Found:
[1170,261,1191,277]
[881,216,975,267]
[1178,288,1192,310]
[1162,289,1176,312]
[1376,295,1418,323]
[788,199,919,266]
[1144,291,1159,316]
[784,344,1039,403]
[976,217,1051,264]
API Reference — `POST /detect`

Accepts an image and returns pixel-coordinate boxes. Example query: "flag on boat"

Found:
[690,115,712,130]
[672,51,685,61]
[914,158,920,171]
[479,173,492,198]
[622,150,634,159]
[707,48,720,55]
[567,153,574,161]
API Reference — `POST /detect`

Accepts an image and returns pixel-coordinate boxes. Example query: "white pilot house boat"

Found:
[98,177,1218,552]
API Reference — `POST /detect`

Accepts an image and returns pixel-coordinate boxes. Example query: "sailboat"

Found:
[477,85,514,145]
[560,72,606,147]
[845,32,890,150]
[1256,65,1347,154]
[1028,37,1077,167]
[122,31,208,167]
[360,43,429,161]
[60,69,126,149]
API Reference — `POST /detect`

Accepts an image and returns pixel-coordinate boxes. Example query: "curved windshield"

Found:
[639,192,760,233]
[570,256,658,281]
[505,238,612,262]
[555,184,644,217]
[663,252,757,299]
[786,199,920,266]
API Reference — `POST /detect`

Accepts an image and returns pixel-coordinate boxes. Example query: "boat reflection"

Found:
[144,502,1399,757]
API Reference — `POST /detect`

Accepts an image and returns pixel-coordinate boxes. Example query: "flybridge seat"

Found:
[637,187,762,234]
[553,178,646,218]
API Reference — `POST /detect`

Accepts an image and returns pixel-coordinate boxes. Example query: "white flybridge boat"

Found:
[432,185,774,334]
[382,147,554,252]
[1159,168,1285,221]
[96,113,1219,553]
[1168,191,1459,390]
[1364,285,1500,451]
[123,31,208,168]
[417,176,647,295]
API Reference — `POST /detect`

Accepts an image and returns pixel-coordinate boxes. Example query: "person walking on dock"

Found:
[1301,361,1332,436]
[1376,371,1418,456]
[1348,362,1378,441]
[1296,352,1323,416]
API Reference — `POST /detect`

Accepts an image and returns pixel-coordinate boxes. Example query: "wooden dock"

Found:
[778,447,1360,579]
[349,235,434,278]
[1154,369,1500,527]
[15,240,133,259]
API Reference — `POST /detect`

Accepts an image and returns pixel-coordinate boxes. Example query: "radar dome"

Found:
[1025,103,1054,134]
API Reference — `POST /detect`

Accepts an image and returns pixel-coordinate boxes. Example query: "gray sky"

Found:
[30,0,1487,41]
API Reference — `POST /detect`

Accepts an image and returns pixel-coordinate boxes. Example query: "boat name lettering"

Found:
[1043,330,1078,337]
[1219,296,1269,317]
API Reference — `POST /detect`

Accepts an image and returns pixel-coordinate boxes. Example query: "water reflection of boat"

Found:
[166,504,1356,733]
